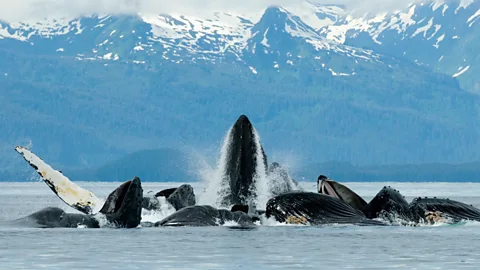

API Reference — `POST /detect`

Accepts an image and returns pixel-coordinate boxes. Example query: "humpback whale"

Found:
[143,184,196,211]
[218,114,268,207]
[11,177,144,228]
[317,175,367,212]
[265,191,385,226]
[214,114,301,208]
[317,176,480,225]
[155,205,254,227]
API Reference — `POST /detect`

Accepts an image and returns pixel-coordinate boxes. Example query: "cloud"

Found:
[0,0,431,23]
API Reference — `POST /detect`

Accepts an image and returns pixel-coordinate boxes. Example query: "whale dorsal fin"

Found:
[14,146,104,214]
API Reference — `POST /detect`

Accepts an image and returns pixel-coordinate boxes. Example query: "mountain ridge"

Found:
[1,0,480,173]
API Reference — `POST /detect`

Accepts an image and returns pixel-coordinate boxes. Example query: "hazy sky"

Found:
[0,0,426,22]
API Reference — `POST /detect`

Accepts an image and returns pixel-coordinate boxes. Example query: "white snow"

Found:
[328,68,351,76]
[433,33,445,48]
[432,0,445,11]
[7,18,83,39]
[249,66,258,74]
[56,48,64,52]
[0,25,27,41]
[261,28,270,47]
[133,45,144,51]
[282,2,344,30]
[412,18,434,38]
[467,8,480,26]
[103,53,113,60]
[456,0,474,13]
[442,5,449,15]
[453,65,470,77]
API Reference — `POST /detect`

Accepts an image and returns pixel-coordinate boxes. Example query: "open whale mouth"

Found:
[99,180,134,214]
[318,178,340,199]
[99,177,143,228]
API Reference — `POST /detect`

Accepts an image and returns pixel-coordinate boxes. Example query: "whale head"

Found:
[221,114,268,207]
[99,176,143,228]
[317,175,367,212]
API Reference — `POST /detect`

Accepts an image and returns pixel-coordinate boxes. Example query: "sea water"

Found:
[1,181,480,269]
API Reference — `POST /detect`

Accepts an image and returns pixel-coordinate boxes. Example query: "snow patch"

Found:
[249,66,258,74]
[433,34,445,48]
[453,65,470,77]
[432,0,445,11]
[456,0,474,13]
[328,68,352,76]
[467,8,480,26]
[103,53,113,60]
[412,18,434,38]
[261,28,270,47]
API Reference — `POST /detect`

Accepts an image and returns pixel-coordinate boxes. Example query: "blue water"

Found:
[1,181,480,269]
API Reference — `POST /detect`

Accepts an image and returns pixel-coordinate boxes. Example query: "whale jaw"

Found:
[99,177,143,228]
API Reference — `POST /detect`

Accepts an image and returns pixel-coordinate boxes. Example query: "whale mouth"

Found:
[100,178,141,215]
[103,181,132,214]
[318,179,340,199]
[97,177,143,228]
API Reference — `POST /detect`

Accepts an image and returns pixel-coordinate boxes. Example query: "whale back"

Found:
[155,188,177,198]
[13,207,100,228]
[362,186,411,219]
[411,197,480,222]
[156,205,221,227]
[165,184,196,210]
[156,205,254,227]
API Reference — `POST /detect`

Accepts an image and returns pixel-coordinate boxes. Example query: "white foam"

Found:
[251,127,270,208]
[140,197,177,223]
[198,127,233,207]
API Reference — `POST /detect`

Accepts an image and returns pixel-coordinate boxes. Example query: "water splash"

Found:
[197,123,298,210]
[251,127,269,209]
[140,197,176,223]
[198,127,233,207]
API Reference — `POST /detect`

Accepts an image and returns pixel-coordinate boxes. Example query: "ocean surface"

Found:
[1,181,480,269]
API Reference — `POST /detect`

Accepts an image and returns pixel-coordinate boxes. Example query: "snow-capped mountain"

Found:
[321,0,480,92]
[2,0,480,171]
[0,4,382,79]
[1,0,477,88]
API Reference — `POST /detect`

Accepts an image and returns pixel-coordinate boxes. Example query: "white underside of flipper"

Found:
[15,146,104,214]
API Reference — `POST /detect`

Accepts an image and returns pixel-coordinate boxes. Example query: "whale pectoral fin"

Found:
[14,146,104,214]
